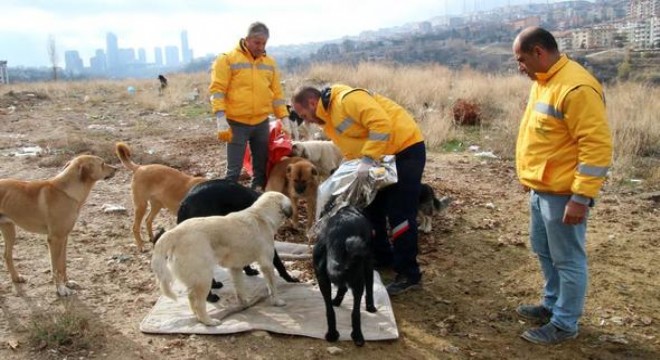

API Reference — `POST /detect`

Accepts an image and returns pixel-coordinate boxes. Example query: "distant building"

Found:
[138,48,146,63]
[64,50,84,74]
[165,45,180,66]
[154,47,163,66]
[181,30,192,63]
[106,32,119,69]
[118,48,136,65]
[90,49,106,74]
[628,0,660,19]
[510,16,541,31]
[0,60,8,84]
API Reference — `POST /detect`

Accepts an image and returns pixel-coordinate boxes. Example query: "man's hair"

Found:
[247,22,269,39]
[518,27,558,54]
[292,86,321,104]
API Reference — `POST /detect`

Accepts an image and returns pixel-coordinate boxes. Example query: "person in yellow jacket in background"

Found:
[209,21,289,190]
[512,27,612,345]
[292,84,425,296]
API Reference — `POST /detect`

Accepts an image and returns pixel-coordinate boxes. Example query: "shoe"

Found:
[386,274,421,296]
[516,304,552,324]
[521,323,578,345]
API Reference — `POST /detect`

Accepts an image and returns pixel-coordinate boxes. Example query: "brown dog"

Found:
[115,142,206,252]
[0,155,117,296]
[266,156,319,230]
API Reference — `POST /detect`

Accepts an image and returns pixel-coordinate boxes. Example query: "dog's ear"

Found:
[311,166,319,178]
[78,162,91,181]
[286,164,294,179]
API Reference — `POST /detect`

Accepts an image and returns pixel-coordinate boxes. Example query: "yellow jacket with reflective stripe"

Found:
[314,84,423,160]
[516,55,612,200]
[209,40,288,125]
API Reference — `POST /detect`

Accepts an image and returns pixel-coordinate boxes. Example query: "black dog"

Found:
[313,204,377,347]
[153,179,299,303]
[286,104,304,126]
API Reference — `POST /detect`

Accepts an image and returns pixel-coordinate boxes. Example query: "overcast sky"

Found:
[1,0,556,67]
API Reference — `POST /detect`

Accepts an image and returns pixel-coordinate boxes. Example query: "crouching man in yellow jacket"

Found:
[513,27,612,345]
[209,21,289,190]
[292,84,425,296]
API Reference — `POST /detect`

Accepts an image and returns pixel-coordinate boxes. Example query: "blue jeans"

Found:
[529,190,588,333]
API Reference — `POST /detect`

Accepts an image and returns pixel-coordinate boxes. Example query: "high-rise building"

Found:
[118,48,136,64]
[138,48,146,63]
[90,49,106,74]
[181,30,192,63]
[64,50,84,74]
[106,32,119,69]
[154,47,163,66]
[165,45,180,66]
[0,60,8,84]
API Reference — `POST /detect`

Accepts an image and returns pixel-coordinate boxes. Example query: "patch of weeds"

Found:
[180,103,208,118]
[441,138,465,153]
[27,309,103,355]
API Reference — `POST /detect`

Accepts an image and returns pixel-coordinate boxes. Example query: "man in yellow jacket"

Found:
[209,22,289,190]
[292,84,425,296]
[513,27,612,345]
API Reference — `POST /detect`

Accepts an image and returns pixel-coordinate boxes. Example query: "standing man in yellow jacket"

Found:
[209,22,289,190]
[513,27,612,345]
[292,84,425,296]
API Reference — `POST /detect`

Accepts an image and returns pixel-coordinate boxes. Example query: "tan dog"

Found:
[115,142,206,252]
[0,155,117,296]
[290,140,344,178]
[151,191,292,326]
[266,156,319,230]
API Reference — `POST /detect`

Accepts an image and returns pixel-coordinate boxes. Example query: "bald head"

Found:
[515,27,559,55]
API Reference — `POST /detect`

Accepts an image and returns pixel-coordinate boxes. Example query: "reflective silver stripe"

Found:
[257,64,274,71]
[534,102,564,120]
[368,131,389,141]
[230,63,252,70]
[578,164,609,177]
[272,99,285,107]
[335,118,354,134]
[211,93,224,100]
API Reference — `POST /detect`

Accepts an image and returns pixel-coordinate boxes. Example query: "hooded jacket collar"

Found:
[535,54,569,83]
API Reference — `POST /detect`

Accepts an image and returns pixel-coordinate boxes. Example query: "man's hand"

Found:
[562,200,588,225]
[216,111,229,131]
[356,157,375,180]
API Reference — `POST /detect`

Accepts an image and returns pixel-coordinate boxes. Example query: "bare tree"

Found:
[47,34,59,81]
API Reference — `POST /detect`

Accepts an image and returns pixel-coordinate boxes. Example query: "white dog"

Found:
[290,140,344,177]
[151,191,292,326]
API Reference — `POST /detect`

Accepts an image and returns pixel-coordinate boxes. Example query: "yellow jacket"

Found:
[209,40,288,125]
[516,55,612,203]
[314,84,423,160]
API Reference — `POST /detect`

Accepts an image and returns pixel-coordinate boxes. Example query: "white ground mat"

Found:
[140,243,398,342]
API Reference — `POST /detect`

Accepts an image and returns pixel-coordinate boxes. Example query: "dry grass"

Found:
[3,63,658,186]
[27,308,103,356]
[289,62,660,187]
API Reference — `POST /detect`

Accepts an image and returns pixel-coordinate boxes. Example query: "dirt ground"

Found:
[0,90,658,359]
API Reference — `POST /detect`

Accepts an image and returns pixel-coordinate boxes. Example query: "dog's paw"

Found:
[202,318,222,327]
[271,298,286,307]
[325,330,340,342]
[206,293,220,303]
[56,284,76,296]
[243,266,259,276]
[65,280,81,290]
[366,304,378,313]
[11,274,26,283]
[211,279,224,289]
[331,298,343,307]
[351,331,365,347]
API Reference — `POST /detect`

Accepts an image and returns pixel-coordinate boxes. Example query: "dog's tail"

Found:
[115,142,140,172]
[151,233,177,301]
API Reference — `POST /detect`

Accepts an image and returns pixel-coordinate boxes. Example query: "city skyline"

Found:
[0,0,571,67]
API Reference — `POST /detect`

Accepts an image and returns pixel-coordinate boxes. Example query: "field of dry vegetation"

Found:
[0,63,658,359]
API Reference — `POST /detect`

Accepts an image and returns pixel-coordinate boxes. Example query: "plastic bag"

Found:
[242,119,293,180]
[308,155,397,240]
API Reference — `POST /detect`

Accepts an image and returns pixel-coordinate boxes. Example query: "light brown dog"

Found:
[115,142,206,252]
[0,155,117,296]
[266,156,319,230]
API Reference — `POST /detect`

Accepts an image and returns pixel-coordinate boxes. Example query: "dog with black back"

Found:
[418,183,452,234]
[153,179,299,303]
[313,202,377,346]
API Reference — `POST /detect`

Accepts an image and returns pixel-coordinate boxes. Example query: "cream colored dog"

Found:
[290,141,344,177]
[0,155,117,296]
[115,142,206,252]
[151,191,292,326]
